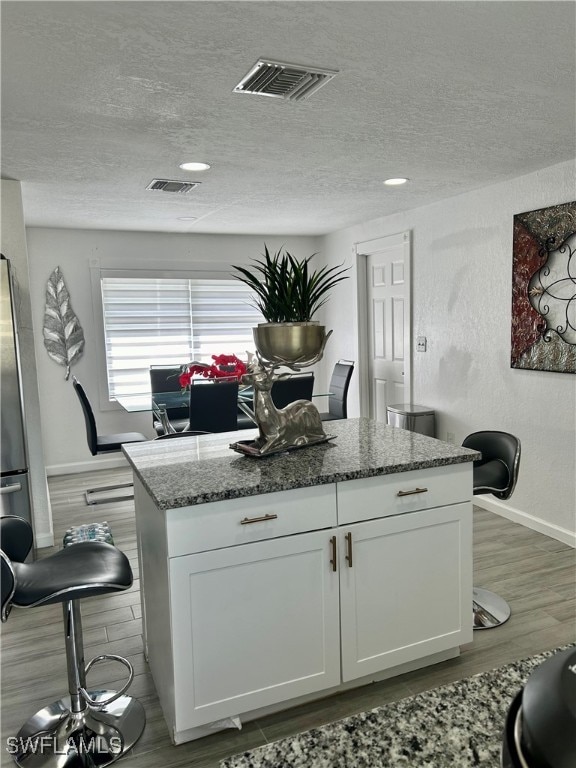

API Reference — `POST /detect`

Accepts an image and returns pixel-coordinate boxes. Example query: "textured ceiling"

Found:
[1,1,575,236]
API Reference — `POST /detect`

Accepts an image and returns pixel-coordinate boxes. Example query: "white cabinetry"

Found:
[170,530,340,731]
[135,462,473,744]
[339,503,471,682]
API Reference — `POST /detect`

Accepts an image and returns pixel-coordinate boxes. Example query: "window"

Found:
[100,276,262,397]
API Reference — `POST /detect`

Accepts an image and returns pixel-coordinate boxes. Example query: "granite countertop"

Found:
[122,417,479,510]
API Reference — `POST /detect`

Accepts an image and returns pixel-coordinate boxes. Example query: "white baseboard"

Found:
[34,532,55,549]
[474,494,576,548]
[46,455,129,477]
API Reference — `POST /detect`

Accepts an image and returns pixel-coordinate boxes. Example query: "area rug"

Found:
[220,647,567,768]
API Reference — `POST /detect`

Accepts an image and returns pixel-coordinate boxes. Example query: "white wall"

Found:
[25,230,320,474]
[318,160,576,545]
[1,181,53,546]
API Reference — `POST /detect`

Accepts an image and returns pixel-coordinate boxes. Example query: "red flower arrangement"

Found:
[178,354,247,390]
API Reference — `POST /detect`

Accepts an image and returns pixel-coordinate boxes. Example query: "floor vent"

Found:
[146,180,201,193]
[233,59,338,102]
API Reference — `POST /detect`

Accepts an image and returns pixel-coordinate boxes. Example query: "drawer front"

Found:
[337,463,473,525]
[167,484,337,556]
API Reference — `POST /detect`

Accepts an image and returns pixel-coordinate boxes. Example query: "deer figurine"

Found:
[241,356,328,455]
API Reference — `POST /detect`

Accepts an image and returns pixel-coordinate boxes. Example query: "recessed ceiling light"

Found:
[177,217,197,221]
[179,162,211,172]
[383,177,409,186]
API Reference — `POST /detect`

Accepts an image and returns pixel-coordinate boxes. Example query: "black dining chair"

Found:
[72,376,147,505]
[154,430,211,440]
[150,366,189,435]
[318,360,354,421]
[462,430,521,630]
[188,381,240,433]
[271,373,315,408]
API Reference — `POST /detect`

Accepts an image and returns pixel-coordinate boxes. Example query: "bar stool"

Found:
[462,430,521,630]
[1,515,146,766]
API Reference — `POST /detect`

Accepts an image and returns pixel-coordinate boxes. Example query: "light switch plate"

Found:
[417,336,427,352]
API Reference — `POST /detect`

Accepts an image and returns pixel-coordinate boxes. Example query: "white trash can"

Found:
[386,403,436,438]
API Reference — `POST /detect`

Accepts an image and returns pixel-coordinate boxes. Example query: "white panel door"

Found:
[339,503,472,682]
[170,530,341,730]
[357,232,411,421]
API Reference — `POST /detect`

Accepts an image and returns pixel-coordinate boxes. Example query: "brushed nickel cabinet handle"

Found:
[329,535,337,572]
[240,513,278,525]
[345,532,353,567]
[396,487,428,497]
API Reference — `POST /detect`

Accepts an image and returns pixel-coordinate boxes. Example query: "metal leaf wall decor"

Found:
[43,266,85,380]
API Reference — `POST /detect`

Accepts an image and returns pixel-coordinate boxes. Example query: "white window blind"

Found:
[100,276,262,397]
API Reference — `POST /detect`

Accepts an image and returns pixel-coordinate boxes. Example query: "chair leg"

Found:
[11,600,145,766]
[85,482,134,506]
[473,586,511,630]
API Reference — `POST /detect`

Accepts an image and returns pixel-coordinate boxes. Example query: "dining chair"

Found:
[318,360,354,421]
[271,373,315,408]
[188,381,240,433]
[72,377,148,505]
[150,365,189,435]
[462,430,521,630]
[154,430,211,440]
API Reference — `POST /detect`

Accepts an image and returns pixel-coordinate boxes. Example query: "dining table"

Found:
[114,388,256,434]
[114,383,332,434]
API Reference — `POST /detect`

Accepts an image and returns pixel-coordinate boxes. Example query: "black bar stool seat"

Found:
[11,542,132,608]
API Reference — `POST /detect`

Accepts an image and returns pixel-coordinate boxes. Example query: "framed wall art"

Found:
[511,201,575,373]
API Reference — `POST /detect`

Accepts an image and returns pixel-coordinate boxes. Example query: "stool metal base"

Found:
[12,690,145,767]
[473,587,511,630]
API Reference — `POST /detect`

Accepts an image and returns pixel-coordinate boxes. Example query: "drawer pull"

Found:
[329,535,337,572]
[240,513,278,525]
[345,532,353,568]
[397,487,428,497]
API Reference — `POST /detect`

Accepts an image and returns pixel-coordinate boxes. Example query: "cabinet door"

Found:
[170,530,341,730]
[340,503,472,682]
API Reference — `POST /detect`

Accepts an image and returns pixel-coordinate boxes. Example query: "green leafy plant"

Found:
[232,246,350,323]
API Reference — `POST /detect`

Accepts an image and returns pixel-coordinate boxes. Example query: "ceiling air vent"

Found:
[233,59,338,102]
[146,179,200,193]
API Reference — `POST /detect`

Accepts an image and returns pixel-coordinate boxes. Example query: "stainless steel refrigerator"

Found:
[1,254,33,526]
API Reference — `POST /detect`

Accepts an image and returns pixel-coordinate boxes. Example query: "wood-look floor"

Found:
[1,467,574,768]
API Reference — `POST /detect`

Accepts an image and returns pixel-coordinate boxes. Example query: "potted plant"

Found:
[232,246,349,364]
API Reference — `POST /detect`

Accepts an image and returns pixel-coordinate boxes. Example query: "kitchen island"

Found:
[123,418,479,745]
